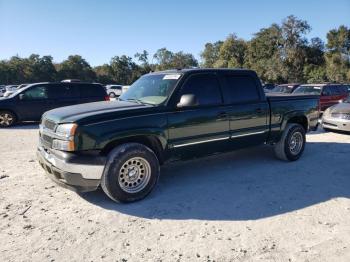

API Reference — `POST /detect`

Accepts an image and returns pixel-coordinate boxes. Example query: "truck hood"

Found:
[43,100,153,123]
[328,102,350,114]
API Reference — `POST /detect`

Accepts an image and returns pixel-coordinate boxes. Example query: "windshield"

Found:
[293,85,322,95]
[119,73,182,105]
[272,85,293,93]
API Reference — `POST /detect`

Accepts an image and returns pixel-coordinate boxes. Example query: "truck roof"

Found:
[150,68,256,75]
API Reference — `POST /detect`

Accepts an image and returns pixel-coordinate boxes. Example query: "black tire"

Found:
[101,143,160,203]
[109,92,116,98]
[274,123,306,161]
[0,110,17,127]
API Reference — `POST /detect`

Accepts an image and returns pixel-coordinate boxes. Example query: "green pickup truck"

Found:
[37,69,319,203]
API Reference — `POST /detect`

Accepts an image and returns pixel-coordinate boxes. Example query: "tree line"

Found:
[0,15,349,85]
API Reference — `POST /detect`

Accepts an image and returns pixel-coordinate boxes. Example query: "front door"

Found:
[167,73,230,160]
[16,85,51,121]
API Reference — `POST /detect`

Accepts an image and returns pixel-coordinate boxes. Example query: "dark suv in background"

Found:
[0,82,109,127]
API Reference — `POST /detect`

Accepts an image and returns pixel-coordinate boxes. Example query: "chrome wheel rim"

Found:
[289,131,303,155]
[118,157,151,193]
[0,113,14,126]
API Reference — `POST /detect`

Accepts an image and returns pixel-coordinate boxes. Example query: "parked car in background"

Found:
[5,85,19,92]
[3,84,29,97]
[344,84,350,94]
[37,68,319,203]
[263,83,275,91]
[270,83,300,94]
[293,84,348,112]
[0,82,109,127]
[105,84,122,97]
[322,96,350,132]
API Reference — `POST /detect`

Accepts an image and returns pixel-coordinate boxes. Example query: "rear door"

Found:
[167,73,230,159]
[221,73,269,148]
[48,83,81,109]
[15,84,51,120]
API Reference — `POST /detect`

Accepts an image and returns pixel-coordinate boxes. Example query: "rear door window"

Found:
[79,84,105,98]
[223,75,260,103]
[49,84,80,99]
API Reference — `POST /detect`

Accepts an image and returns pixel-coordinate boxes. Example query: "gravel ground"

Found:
[0,124,349,262]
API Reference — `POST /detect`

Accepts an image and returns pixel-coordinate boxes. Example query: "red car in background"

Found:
[293,84,349,112]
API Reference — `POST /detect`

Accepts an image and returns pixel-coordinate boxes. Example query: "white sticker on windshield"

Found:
[163,74,181,80]
[314,86,321,89]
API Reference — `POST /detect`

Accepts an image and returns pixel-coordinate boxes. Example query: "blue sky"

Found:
[0,0,349,66]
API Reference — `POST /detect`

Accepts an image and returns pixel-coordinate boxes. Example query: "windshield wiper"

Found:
[123,98,155,106]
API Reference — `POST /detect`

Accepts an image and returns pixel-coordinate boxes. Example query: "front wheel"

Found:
[274,123,306,161]
[0,111,16,127]
[101,143,160,203]
[109,92,116,98]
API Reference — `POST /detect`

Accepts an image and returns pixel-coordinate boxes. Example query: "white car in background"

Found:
[5,85,19,92]
[105,84,122,98]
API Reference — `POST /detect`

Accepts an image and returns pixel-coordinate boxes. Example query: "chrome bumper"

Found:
[322,117,350,132]
[37,146,106,192]
[37,146,105,179]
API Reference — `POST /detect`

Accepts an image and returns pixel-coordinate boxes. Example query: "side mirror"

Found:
[177,94,198,108]
[19,94,25,100]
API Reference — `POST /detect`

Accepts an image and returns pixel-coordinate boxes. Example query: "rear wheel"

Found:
[0,111,16,127]
[101,143,160,203]
[109,92,116,98]
[274,123,306,161]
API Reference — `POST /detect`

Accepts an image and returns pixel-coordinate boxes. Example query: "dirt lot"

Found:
[0,125,349,262]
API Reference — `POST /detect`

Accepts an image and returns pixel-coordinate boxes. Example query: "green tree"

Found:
[94,64,114,84]
[153,48,198,70]
[200,41,223,68]
[109,55,140,84]
[281,15,311,82]
[325,25,350,82]
[215,34,247,68]
[244,24,284,83]
[57,55,96,81]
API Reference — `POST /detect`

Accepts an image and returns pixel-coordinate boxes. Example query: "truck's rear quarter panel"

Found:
[266,93,319,143]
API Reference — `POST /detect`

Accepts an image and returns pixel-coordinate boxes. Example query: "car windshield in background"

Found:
[293,85,322,95]
[272,85,293,93]
[119,73,182,105]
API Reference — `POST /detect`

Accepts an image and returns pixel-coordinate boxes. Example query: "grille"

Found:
[331,113,350,120]
[41,134,53,148]
[43,118,57,131]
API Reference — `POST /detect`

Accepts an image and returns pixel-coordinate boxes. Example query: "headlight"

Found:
[52,123,77,151]
[52,139,75,151]
[55,123,77,139]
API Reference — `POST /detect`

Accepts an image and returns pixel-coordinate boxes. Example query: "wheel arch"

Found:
[101,135,166,164]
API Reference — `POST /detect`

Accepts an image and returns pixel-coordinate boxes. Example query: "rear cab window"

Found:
[222,75,260,103]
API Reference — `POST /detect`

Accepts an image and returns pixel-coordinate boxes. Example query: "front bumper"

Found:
[322,116,350,132]
[37,146,106,192]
